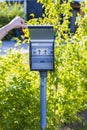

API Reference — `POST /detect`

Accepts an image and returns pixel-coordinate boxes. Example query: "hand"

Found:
[9,16,27,29]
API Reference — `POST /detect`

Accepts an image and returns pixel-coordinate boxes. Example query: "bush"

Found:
[0,43,87,130]
[47,43,87,128]
[0,51,40,130]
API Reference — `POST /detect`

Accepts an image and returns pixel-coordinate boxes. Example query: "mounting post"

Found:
[40,71,47,130]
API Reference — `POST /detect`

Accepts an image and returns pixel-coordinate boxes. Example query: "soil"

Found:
[59,110,87,130]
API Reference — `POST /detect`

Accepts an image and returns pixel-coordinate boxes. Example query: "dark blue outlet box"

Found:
[28,25,55,71]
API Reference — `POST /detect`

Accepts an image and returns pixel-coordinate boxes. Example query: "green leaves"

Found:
[0,43,87,129]
[0,51,40,130]
[47,43,87,127]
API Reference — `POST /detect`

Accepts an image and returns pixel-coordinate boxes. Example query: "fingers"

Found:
[19,17,27,28]
[21,24,28,28]
[10,16,27,29]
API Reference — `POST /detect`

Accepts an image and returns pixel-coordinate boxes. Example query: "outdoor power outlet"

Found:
[28,25,55,71]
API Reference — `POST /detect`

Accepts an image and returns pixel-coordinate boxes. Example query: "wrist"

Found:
[7,23,14,30]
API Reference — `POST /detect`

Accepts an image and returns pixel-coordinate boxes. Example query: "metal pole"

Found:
[40,71,47,130]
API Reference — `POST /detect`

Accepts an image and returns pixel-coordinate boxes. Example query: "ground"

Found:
[60,110,87,130]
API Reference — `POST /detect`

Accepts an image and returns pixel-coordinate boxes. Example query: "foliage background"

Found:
[0,0,87,130]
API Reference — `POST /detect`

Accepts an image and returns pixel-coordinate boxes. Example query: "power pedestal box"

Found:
[28,25,55,71]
